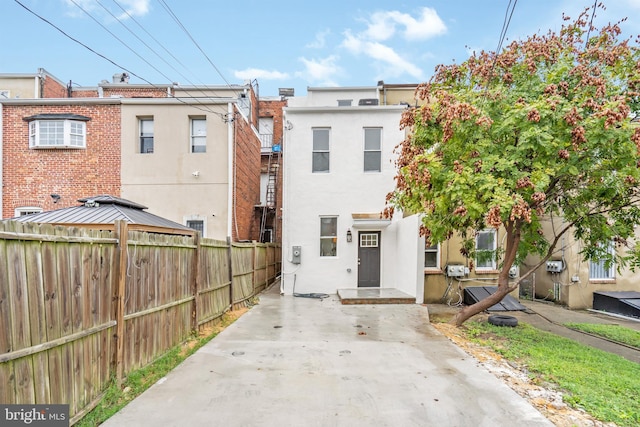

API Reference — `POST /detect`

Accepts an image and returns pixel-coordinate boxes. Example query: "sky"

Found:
[2,0,640,98]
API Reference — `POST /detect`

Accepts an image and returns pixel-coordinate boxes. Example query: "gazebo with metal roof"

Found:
[11,195,196,236]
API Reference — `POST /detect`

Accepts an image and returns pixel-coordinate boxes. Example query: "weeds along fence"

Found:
[0,220,281,423]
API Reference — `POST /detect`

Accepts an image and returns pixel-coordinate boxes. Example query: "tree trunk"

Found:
[450,281,516,326]
[451,224,521,326]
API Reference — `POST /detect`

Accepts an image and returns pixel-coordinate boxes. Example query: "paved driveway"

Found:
[103,285,552,427]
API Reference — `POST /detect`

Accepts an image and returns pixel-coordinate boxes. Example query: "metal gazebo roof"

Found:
[11,195,196,236]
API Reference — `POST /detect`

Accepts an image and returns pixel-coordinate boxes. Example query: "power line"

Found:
[13,0,230,118]
[496,0,518,55]
[109,0,219,91]
[69,0,175,84]
[584,0,599,49]
[156,0,233,88]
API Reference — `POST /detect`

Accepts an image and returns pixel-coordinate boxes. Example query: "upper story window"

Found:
[190,117,206,153]
[590,241,615,280]
[25,114,89,149]
[476,229,497,270]
[139,118,154,153]
[364,127,382,172]
[312,128,330,173]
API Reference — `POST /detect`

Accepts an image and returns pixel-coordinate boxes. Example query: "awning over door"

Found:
[351,213,391,229]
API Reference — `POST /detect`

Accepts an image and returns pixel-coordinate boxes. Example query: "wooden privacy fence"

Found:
[0,220,281,423]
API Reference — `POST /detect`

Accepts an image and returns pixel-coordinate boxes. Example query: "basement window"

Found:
[25,114,89,149]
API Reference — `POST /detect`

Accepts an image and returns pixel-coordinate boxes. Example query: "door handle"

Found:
[358,258,361,265]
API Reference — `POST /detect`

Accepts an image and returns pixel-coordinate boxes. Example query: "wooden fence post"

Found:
[113,220,128,387]
[191,233,201,332]
[226,237,233,309]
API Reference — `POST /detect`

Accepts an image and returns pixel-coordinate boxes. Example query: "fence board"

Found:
[0,221,279,422]
[23,222,49,404]
[6,222,35,404]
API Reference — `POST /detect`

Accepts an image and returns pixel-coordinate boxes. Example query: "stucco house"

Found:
[0,70,265,242]
[280,85,424,300]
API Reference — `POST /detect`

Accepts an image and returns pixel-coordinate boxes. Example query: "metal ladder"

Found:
[259,150,280,242]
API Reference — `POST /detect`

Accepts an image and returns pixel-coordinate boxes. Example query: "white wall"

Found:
[281,93,417,297]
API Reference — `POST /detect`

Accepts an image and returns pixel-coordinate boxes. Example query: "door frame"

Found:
[357,231,381,287]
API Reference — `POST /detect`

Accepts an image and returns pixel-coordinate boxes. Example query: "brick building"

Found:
[0,70,265,242]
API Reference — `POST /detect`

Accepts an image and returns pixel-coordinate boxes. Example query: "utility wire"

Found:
[109,0,225,95]
[584,0,599,49]
[156,0,233,88]
[68,0,175,85]
[13,0,229,118]
[99,0,229,109]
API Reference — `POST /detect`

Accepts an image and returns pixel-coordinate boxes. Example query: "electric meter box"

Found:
[446,264,466,278]
[546,260,564,273]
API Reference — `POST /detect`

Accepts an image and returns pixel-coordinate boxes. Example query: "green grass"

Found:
[76,310,244,426]
[564,323,640,349]
[464,321,640,427]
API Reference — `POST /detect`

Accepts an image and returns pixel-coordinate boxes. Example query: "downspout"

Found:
[227,102,234,240]
[0,102,3,217]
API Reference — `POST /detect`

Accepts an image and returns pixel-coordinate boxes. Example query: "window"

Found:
[139,118,154,153]
[28,116,88,149]
[14,207,42,217]
[425,242,440,269]
[190,118,206,153]
[320,216,337,256]
[312,128,330,173]
[186,220,204,234]
[475,229,497,270]
[590,241,615,280]
[364,127,382,172]
[360,233,378,247]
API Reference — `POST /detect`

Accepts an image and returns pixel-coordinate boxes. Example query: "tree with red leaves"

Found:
[386,4,640,326]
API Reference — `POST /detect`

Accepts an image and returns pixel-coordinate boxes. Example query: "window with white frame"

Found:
[590,241,615,280]
[425,241,440,269]
[186,220,204,234]
[190,117,206,153]
[312,128,330,173]
[364,127,382,172]
[139,118,154,153]
[475,229,497,270]
[27,115,88,149]
[320,216,337,256]
[14,207,42,217]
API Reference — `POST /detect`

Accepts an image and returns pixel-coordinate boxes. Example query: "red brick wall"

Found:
[72,89,100,98]
[232,105,261,241]
[42,76,68,98]
[2,104,121,218]
[258,99,287,242]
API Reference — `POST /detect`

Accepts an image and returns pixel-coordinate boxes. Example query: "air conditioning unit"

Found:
[358,98,379,106]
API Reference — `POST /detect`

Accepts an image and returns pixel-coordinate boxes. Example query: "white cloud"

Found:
[362,7,447,42]
[297,56,342,86]
[306,29,331,49]
[116,0,151,19]
[233,68,290,80]
[65,0,150,19]
[341,31,423,80]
